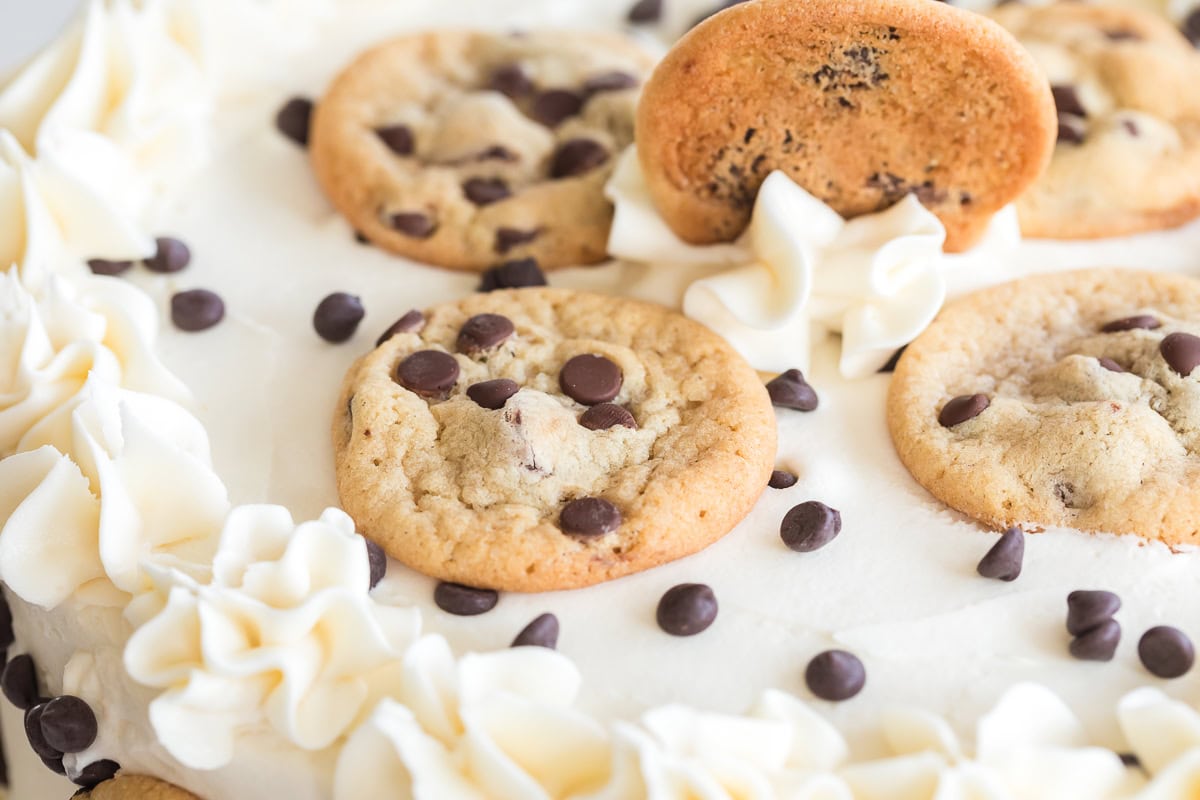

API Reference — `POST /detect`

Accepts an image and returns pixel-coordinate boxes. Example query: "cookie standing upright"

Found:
[636,0,1057,252]
[310,31,654,272]
[888,269,1200,546]
[991,3,1200,239]
[334,288,777,592]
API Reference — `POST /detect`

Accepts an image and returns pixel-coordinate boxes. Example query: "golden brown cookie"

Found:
[888,269,1200,546]
[310,31,654,272]
[74,775,200,800]
[991,3,1200,239]
[334,288,776,592]
[635,0,1057,253]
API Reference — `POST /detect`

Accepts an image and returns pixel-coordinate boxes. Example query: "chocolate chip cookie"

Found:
[990,4,1200,239]
[635,0,1056,253]
[334,288,776,592]
[310,31,654,272]
[888,269,1200,546]
[76,776,199,800]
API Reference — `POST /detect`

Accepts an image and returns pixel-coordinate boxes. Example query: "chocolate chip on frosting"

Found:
[39,696,97,754]
[1102,314,1161,332]
[275,97,314,146]
[389,212,438,239]
[87,258,133,277]
[376,309,425,347]
[780,501,842,552]
[72,759,120,789]
[1070,619,1121,662]
[313,292,365,343]
[938,394,989,427]
[457,313,515,354]
[2,654,38,710]
[627,0,662,23]
[495,227,540,254]
[479,259,547,292]
[805,650,866,702]
[170,289,225,332]
[579,403,636,431]
[488,64,534,99]
[766,369,819,411]
[1051,85,1087,118]
[550,139,611,179]
[1138,626,1195,679]
[560,497,622,536]
[433,582,499,616]
[769,470,798,489]
[41,754,65,775]
[396,351,460,397]
[530,89,584,127]
[365,539,387,590]
[560,354,623,405]
[1160,332,1200,376]
[463,177,512,206]
[511,613,560,649]
[656,584,718,636]
[24,704,59,760]
[145,237,191,273]
[467,378,520,410]
[976,526,1024,582]
[1067,590,1122,636]
[376,124,415,156]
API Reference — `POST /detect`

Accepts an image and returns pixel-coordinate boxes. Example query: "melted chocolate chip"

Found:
[977,527,1024,582]
[511,613,560,649]
[579,403,636,431]
[376,125,415,156]
[389,212,438,239]
[1102,315,1161,333]
[656,584,718,636]
[72,759,120,789]
[494,227,539,254]
[560,354,623,405]
[145,237,191,273]
[313,292,365,343]
[457,313,515,354]
[2,655,38,710]
[376,310,425,347]
[531,89,584,127]
[24,704,59,760]
[39,696,97,754]
[583,71,640,95]
[479,259,547,292]
[1070,619,1122,662]
[87,259,133,277]
[780,501,841,552]
[550,139,610,179]
[1161,332,1200,376]
[365,539,387,590]
[1057,113,1087,146]
[396,351,460,397]
[488,64,534,99]
[805,650,866,701]
[769,470,798,490]
[560,497,622,536]
[938,394,989,428]
[1139,626,1195,678]
[1067,590,1122,636]
[1098,357,1126,373]
[627,0,663,23]
[463,177,512,206]
[766,369,819,411]
[170,289,225,332]
[1051,85,1087,118]
[434,582,499,616]
[467,379,520,410]
[275,97,314,146]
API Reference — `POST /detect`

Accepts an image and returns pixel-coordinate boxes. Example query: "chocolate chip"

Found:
[313,292,365,343]
[355,230,370,245]
[583,72,639,95]
[467,379,520,410]
[145,237,191,273]
[376,310,425,347]
[1139,626,1195,678]
[560,354,623,405]
[275,97,313,146]
[24,704,59,759]
[488,64,533,99]
[72,759,120,789]
[0,592,13,651]
[457,313,515,354]
[365,540,386,590]
[878,346,907,373]
[495,228,539,254]
[550,139,610,179]
[389,212,437,239]
[87,258,133,277]
[170,289,225,332]
[39,696,96,753]
[560,497,622,536]
[41,754,65,775]
[805,650,866,701]
[976,527,1024,582]
[376,125,415,156]
[463,177,512,206]
[938,394,989,427]
[766,369,819,412]
[433,582,499,616]
[1183,9,1200,47]
[1070,619,1121,662]
[1161,332,1200,376]
[656,584,718,636]
[2,655,38,710]
[531,89,584,127]
[1051,85,1087,118]
[396,351,459,398]
[511,613,559,649]
[627,0,662,23]
[1119,753,1143,769]
[479,259,547,292]
[476,145,519,162]
[1102,315,1161,333]
[769,470,798,489]
[780,501,841,552]
[1057,113,1087,146]
[1067,590,1122,636]
[1105,29,1142,42]
[1098,357,1125,373]
[579,403,636,431]
[1121,119,1140,137]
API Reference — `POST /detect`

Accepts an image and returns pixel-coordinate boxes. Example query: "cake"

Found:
[2,0,1200,798]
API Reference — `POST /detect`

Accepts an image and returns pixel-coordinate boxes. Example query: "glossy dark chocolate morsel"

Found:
[313,292,366,343]
[145,237,191,274]
[579,403,636,431]
[560,354,623,405]
[1138,626,1195,679]
[456,314,515,354]
[434,582,499,616]
[1067,590,1122,636]
[479,259,547,292]
[375,310,425,347]
[1161,332,1200,377]
[976,527,1024,582]
[560,498,622,537]
[39,695,97,754]
[2,654,39,710]
[1101,315,1161,333]
[395,350,460,398]
[170,289,225,332]
[511,613,560,649]
[780,501,841,552]
[766,369,818,411]
[1070,619,1121,662]
[805,650,866,701]
[275,97,314,146]
[365,540,387,590]
[467,379,520,410]
[938,394,989,428]
[656,584,718,637]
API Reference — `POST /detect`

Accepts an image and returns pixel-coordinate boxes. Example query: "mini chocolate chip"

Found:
[1098,357,1125,373]
[72,759,120,789]
[1119,753,1143,769]
[656,584,718,636]
[365,540,386,590]
[805,650,866,701]
[376,310,425,347]
[1057,113,1087,146]
[560,354,623,405]
[1070,619,1122,662]
[1161,332,1200,376]
[579,403,636,431]
[769,470,798,489]
[25,704,59,759]
[170,289,225,332]
[780,501,842,552]
[1051,85,1087,117]
[87,258,133,276]
[878,346,907,373]
[977,527,1024,582]
[1121,119,1140,137]
[627,0,662,23]
[2,655,38,709]
[560,497,622,536]
[457,313,515,354]
[583,71,639,95]
[531,89,584,127]
[145,237,191,273]
[313,292,365,343]
[463,177,512,206]
[479,259,547,292]
[434,582,499,616]
[1183,9,1200,47]
[550,139,610,179]
[1139,626,1195,678]
[1067,590,1122,636]
[488,64,533,99]
[495,227,539,254]
[389,212,437,239]
[766,369,819,411]
[511,613,559,649]
[1102,315,1161,333]
[376,125,415,156]
[938,394,989,427]
[467,378,520,410]
[396,351,460,397]
[40,696,97,753]
[275,97,313,146]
